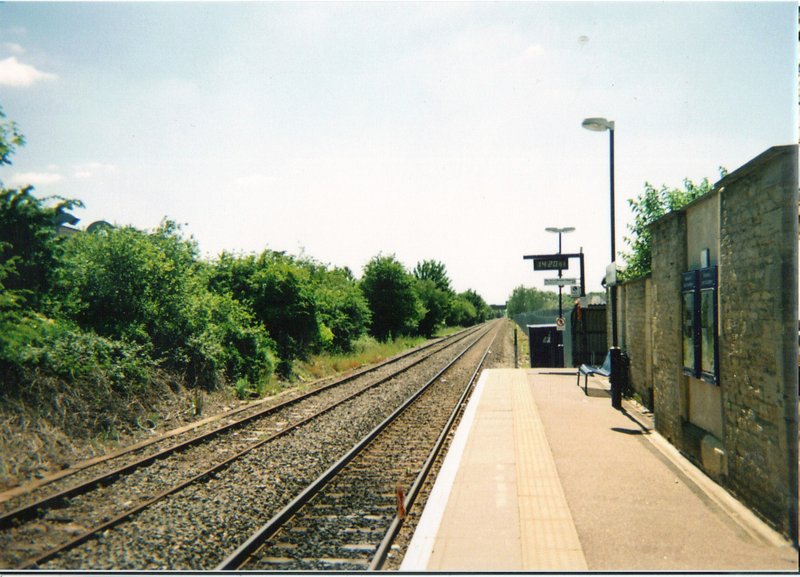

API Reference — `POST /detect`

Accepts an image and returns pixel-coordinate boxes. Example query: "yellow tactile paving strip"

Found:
[408,369,586,571]
[512,369,587,570]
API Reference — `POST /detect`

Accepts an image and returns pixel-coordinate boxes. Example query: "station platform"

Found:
[400,369,798,572]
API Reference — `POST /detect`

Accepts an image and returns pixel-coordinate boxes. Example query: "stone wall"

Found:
[716,145,798,540]
[649,210,688,446]
[612,145,798,540]
[615,277,653,409]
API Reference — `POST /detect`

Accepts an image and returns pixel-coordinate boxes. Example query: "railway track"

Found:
[0,323,493,570]
[217,320,501,571]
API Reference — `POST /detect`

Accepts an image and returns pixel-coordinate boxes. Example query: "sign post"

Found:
[524,235,586,369]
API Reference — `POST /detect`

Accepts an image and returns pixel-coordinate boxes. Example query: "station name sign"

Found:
[532,255,569,271]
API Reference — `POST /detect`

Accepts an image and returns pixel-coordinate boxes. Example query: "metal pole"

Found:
[609,128,616,264]
[557,232,563,319]
[609,127,621,409]
[514,328,518,369]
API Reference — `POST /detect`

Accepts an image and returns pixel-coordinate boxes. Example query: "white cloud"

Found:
[0,56,57,87]
[4,43,25,55]
[73,171,93,179]
[8,172,64,186]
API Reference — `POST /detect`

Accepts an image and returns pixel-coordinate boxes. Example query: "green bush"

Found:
[182,288,276,387]
[310,266,371,353]
[414,278,451,337]
[0,312,153,397]
[207,250,321,373]
[359,254,424,341]
[51,221,276,387]
[446,296,477,327]
[0,187,82,310]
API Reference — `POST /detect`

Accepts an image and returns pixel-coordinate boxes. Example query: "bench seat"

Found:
[577,353,611,395]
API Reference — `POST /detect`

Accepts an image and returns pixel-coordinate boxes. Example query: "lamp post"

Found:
[545,226,575,320]
[582,116,621,409]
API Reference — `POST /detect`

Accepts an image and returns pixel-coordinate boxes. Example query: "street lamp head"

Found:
[582,117,615,131]
[545,227,576,234]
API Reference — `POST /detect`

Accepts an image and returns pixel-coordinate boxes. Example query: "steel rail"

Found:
[16,324,486,570]
[1,326,477,506]
[215,321,497,570]
[368,321,500,570]
[1,325,481,532]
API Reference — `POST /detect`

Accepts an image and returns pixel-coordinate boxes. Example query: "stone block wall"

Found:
[716,145,798,540]
[612,145,798,540]
[616,277,654,409]
[649,211,688,445]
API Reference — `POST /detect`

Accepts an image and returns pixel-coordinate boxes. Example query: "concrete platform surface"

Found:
[400,368,798,572]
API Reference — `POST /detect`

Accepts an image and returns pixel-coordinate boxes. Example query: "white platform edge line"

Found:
[398,369,491,571]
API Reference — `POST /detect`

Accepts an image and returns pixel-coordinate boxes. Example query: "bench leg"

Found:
[584,373,589,395]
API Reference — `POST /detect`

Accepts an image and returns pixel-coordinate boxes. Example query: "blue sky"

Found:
[0,1,796,304]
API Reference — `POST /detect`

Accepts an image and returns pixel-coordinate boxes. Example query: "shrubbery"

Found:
[360,254,425,341]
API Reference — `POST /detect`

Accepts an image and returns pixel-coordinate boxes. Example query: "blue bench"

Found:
[577,352,611,395]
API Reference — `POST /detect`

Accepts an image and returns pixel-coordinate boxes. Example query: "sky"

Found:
[0,1,796,305]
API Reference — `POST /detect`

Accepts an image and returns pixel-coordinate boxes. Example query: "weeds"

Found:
[297,334,427,381]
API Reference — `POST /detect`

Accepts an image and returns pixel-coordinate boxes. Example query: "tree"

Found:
[359,254,424,341]
[413,260,455,337]
[54,221,276,387]
[0,105,82,310]
[0,106,24,167]
[620,172,725,282]
[310,265,371,352]
[208,250,321,372]
[446,296,477,327]
[459,288,492,323]
[414,279,451,337]
[413,260,453,294]
[506,285,560,318]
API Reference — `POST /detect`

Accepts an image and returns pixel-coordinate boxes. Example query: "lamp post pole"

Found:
[582,117,621,409]
[545,227,575,320]
[608,125,618,349]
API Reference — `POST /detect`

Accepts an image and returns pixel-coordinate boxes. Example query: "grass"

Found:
[510,320,530,367]
[297,334,429,382]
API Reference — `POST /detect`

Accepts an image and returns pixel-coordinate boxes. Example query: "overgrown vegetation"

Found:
[0,109,495,484]
[618,171,726,282]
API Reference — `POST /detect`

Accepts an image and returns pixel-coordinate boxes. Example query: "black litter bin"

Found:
[527,324,564,368]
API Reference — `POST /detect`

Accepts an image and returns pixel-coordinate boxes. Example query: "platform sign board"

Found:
[556,317,566,331]
[570,285,581,298]
[544,278,577,286]
[532,255,569,271]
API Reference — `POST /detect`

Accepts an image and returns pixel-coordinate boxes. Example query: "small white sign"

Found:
[556,317,566,331]
[605,263,617,287]
[544,278,577,286]
[570,285,581,298]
